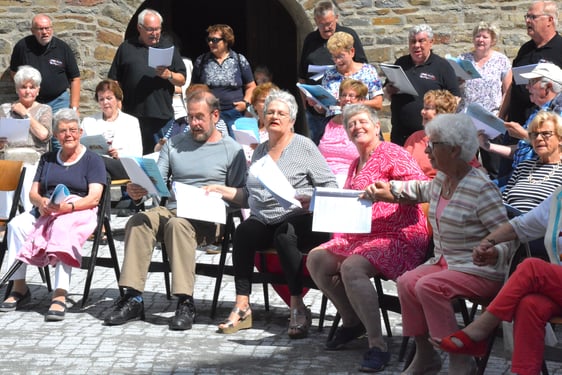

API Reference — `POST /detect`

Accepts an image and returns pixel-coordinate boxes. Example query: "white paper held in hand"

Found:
[249,155,302,209]
[172,182,226,224]
[311,187,372,233]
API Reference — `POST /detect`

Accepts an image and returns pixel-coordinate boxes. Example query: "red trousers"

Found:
[487,258,562,375]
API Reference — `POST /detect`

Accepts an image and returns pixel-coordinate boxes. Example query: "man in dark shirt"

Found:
[109,8,186,154]
[298,1,367,144]
[385,24,460,146]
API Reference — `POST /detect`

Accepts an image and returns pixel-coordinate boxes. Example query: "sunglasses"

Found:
[206,37,224,44]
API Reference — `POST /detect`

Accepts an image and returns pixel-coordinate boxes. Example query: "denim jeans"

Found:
[47,91,70,152]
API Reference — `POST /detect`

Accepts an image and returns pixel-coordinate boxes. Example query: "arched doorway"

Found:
[125,0,311,134]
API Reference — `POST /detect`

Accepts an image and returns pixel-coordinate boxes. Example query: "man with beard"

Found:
[109,8,186,154]
[104,90,247,331]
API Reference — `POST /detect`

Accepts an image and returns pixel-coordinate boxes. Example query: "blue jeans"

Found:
[47,91,70,152]
[220,108,243,138]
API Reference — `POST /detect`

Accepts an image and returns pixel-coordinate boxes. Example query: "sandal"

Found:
[288,307,312,339]
[433,330,488,357]
[0,288,31,312]
[217,306,252,334]
[45,300,67,322]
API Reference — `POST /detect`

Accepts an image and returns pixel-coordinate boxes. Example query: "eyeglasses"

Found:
[422,105,437,111]
[524,13,549,21]
[340,93,358,99]
[139,24,161,33]
[317,19,336,30]
[32,26,52,32]
[187,114,209,123]
[529,131,555,140]
[409,38,430,45]
[206,37,224,44]
[265,110,290,119]
[426,140,449,152]
[58,128,80,135]
[527,77,543,86]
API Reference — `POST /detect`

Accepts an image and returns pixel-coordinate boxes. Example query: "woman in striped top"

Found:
[503,111,562,213]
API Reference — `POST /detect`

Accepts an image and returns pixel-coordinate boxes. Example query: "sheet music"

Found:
[311,187,372,233]
[80,134,109,156]
[379,63,418,96]
[173,182,226,224]
[0,117,30,143]
[249,155,302,209]
[120,157,171,197]
[465,103,505,139]
[148,46,174,68]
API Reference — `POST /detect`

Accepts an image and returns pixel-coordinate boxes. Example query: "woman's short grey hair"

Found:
[53,108,81,132]
[264,90,298,122]
[472,22,500,45]
[138,8,163,26]
[539,77,562,94]
[409,24,433,40]
[425,113,478,163]
[343,104,380,129]
[14,65,42,90]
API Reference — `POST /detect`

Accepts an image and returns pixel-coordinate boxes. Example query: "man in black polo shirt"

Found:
[385,24,460,146]
[298,1,367,144]
[10,13,81,151]
[109,8,186,155]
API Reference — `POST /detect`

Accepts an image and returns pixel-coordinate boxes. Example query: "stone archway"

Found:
[125,0,313,134]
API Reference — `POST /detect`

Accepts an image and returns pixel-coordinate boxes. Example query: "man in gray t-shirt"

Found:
[104,91,247,331]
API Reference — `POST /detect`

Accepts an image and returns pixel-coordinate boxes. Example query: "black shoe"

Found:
[325,322,366,350]
[45,300,66,322]
[169,298,196,331]
[0,289,31,312]
[104,295,145,325]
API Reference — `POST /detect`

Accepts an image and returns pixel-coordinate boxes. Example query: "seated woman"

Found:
[368,113,516,374]
[307,104,430,372]
[81,79,142,180]
[317,79,364,187]
[404,90,481,178]
[204,90,337,338]
[0,65,52,216]
[434,187,562,375]
[0,109,106,321]
[502,111,562,213]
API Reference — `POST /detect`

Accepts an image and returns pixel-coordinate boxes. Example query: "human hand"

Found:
[384,82,399,97]
[11,102,29,118]
[472,242,498,266]
[233,101,247,112]
[296,194,311,210]
[504,121,527,140]
[361,181,392,202]
[477,131,491,150]
[107,147,119,159]
[126,183,148,201]
[0,137,7,149]
[155,65,171,80]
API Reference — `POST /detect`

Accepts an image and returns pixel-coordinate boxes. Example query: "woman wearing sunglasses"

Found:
[191,24,256,137]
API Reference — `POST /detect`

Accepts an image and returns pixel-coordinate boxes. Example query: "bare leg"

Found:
[218,294,251,330]
[402,335,441,375]
[2,279,28,303]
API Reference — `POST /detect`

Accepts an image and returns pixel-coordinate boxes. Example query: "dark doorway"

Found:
[126,0,307,134]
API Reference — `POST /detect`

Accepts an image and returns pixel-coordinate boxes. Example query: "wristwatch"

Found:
[243,100,250,110]
[168,72,173,81]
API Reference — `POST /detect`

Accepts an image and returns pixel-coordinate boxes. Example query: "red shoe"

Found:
[437,330,488,357]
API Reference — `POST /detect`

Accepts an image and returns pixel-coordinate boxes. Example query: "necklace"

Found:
[527,159,562,184]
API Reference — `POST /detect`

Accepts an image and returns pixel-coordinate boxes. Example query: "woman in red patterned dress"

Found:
[307,104,430,372]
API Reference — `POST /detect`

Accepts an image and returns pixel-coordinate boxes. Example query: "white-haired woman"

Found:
[368,113,516,374]
[0,65,52,216]
[204,90,337,338]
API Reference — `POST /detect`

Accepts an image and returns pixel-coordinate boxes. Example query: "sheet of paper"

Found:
[49,184,70,204]
[0,118,30,143]
[311,187,372,233]
[307,64,335,81]
[379,63,418,96]
[232,117,259,145]
[250,155,302,209]
[466,103,505,139]
[120,157,171,197]
[80,134,109,156]
[296,83,338,111]
[512,64,538,85]
[148,46,174,68]
[172,182,226,224]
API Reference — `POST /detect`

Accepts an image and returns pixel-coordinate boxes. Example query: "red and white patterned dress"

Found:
[320,141,430,280]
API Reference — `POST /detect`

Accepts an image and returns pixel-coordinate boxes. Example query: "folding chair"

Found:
[0,160,51,295]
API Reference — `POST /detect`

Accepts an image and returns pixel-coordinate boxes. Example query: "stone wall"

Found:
[0,0,536,117]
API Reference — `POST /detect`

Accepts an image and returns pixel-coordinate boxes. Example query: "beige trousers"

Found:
[119,206,215,296]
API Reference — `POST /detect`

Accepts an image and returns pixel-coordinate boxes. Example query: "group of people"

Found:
[1,1,562,375]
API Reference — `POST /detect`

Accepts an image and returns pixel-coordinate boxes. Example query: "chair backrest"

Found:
[0,160,25,192]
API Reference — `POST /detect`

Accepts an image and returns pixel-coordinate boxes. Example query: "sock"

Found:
[125,288,143,302]
[177,294,193,304]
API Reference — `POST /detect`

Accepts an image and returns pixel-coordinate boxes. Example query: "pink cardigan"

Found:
[17,197,98,268]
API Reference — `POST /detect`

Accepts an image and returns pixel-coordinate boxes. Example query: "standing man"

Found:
[104,90,247,331]
[10,14,81,151]
[385,24,460,146]
[298,1,367,144]
[109,8,186,155]
[497,1,562,178]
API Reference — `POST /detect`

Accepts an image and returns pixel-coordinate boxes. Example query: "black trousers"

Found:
[232,214,330,297]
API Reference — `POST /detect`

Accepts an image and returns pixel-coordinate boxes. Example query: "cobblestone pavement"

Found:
[0,213,561,374]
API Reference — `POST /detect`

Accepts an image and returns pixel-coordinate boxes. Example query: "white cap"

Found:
[520,62,562,85]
